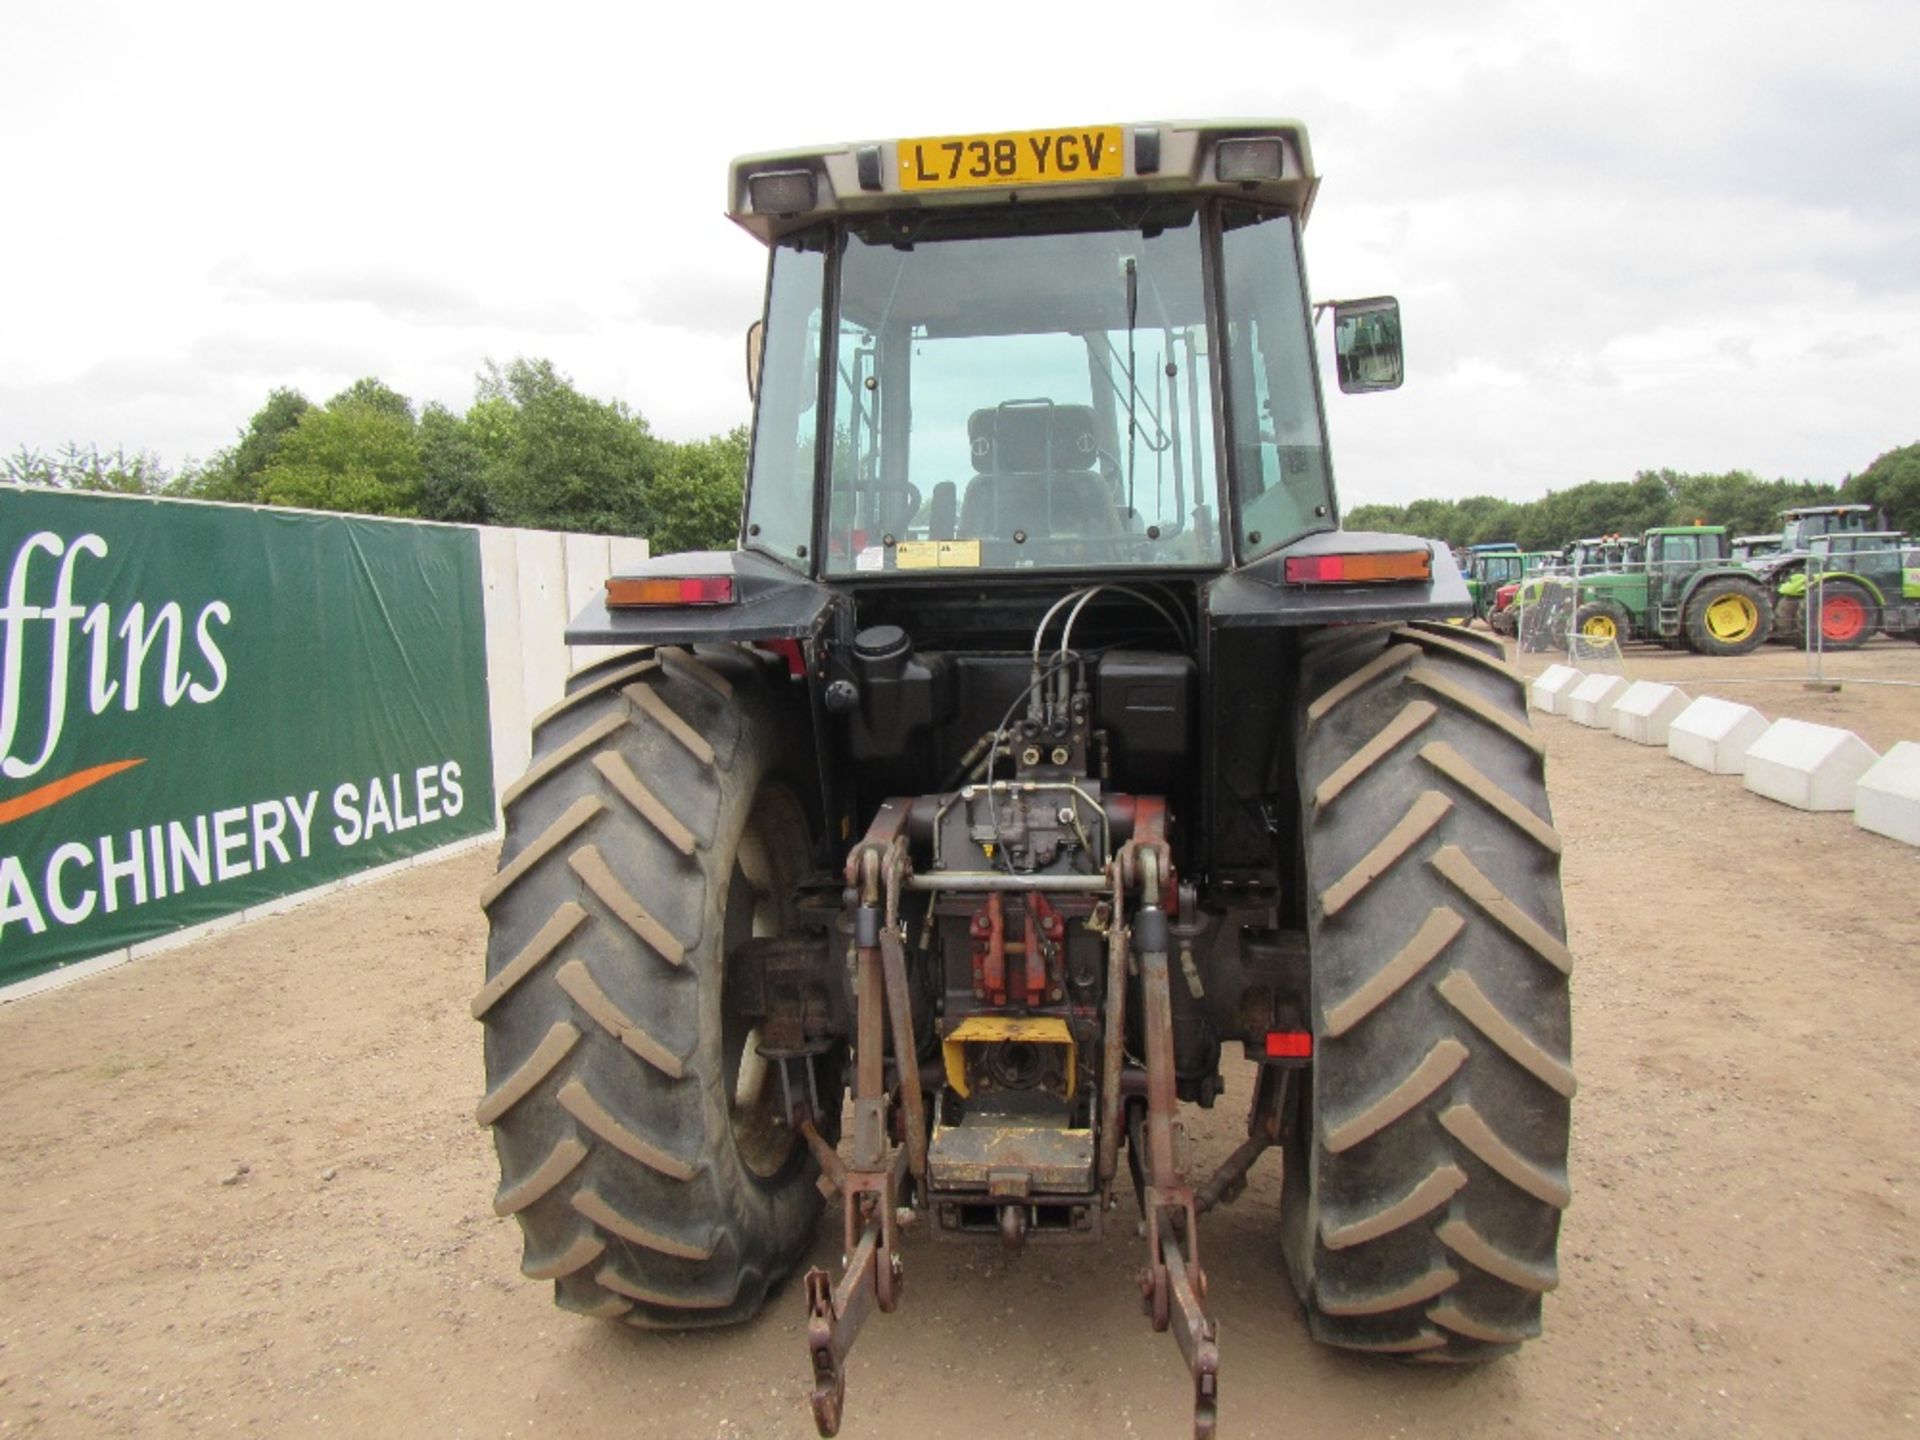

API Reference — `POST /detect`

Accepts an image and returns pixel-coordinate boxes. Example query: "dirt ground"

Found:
[2,636,1917,1439]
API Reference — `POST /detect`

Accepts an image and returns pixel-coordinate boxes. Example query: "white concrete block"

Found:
[514,529,571,724]
[1853,741,1920,845]
[478,524,528,815]
[1566,673,1631,729]
[564,532,615,675]
[1529,664,1584,715]
[563,532,610,618]
[1612,682,1691,746]
[609,535,651,572]
[1668,696,1770,774]
[1741,718,1879,811]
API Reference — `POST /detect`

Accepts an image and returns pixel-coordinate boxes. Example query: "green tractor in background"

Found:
[1485,552,1560,637]
[1774,532,1920,649]
[1529,526,1774,656]
[1461,541,1525,623]
[1748,503,1885,602]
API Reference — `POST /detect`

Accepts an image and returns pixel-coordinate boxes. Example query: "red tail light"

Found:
[1284,550,1432,585]
[606,576,736,607]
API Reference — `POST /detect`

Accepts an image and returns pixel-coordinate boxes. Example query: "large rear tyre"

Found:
[1285,622,1573,1359]
[474,646,833,1327]
[1684,577,1773,656]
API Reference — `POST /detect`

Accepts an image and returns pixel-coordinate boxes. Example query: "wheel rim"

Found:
[722,794,803,1181]
[1704,593,1758,642]
[1820,593,1867,642]
[1581,613,1616,641]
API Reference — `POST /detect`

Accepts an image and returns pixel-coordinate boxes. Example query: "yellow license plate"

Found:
[898,126,1125,192]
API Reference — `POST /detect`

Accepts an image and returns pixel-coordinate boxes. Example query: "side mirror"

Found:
[746,320,764,401]
[1330,296,1403,393]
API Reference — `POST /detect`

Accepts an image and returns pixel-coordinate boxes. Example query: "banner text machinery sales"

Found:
[0,762,468,942]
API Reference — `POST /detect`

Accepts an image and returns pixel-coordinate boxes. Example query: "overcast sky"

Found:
[3,0,1915,508]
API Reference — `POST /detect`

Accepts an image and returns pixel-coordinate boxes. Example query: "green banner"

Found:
[0,489,494,987]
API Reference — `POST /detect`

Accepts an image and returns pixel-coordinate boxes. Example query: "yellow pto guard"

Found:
[942,1015,1076,1100]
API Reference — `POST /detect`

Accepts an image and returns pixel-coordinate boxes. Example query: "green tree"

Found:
[1843,442,1920,535]
[180,388,312,502]
[258,393,423,515]
[649,426,748,553]
[5,443,170,493]
[416,402,492,523]
[328,376,415,424]
[478,357,659,534]
[1346,468,1852,552]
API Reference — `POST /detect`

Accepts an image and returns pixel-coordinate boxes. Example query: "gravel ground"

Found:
[1,635,1916,1439]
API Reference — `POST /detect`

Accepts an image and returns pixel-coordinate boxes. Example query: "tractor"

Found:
[1504,538,1642,651]
[473,120,1573,1439]
[1560,526,1774,656]
[1461,541,1524,623]
[1774,531,1920,649]
[1485,554,1558,637]
[1749,503,1885,602]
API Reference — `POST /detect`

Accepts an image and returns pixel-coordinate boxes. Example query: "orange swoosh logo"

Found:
[0,758,146,826]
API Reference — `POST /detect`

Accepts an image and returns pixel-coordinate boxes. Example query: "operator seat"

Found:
[958,401,1121,540]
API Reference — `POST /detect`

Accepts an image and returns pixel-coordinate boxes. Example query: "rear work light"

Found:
[1216,136,1285,183]
[605,576,736,607]
[1284,550,1432,585]
[747,168,817,216]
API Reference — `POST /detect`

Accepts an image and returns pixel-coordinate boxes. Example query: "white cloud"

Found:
[1,0,1915,503]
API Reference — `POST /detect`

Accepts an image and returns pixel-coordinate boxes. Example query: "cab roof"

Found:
[727,120,1318,244]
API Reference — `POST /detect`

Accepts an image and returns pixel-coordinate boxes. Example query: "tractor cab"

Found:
[1757,503,1883,586]
[728,122,1404,584]
[1646,526,1730,569]
[1777,503,1883,555]
[1462,541,1524,619]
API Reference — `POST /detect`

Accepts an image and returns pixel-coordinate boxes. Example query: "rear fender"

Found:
[1796,570,1886,607]
[1676,566,1772,607]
